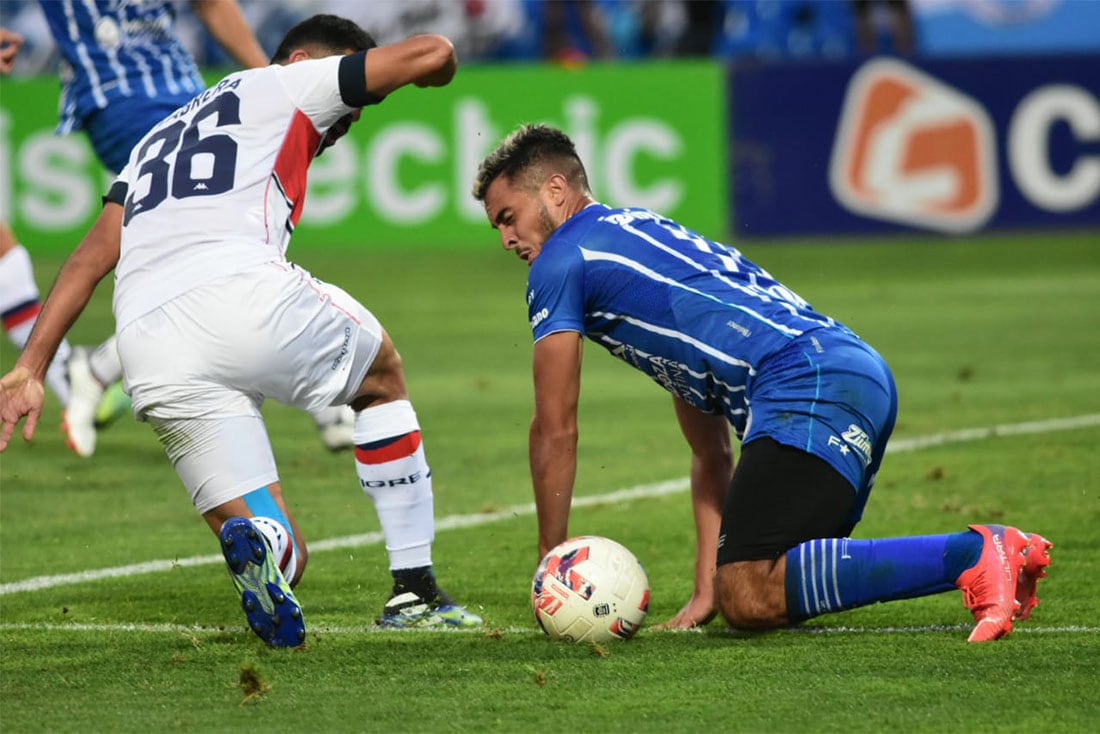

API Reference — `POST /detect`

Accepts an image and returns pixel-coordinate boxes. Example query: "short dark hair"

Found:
[271,14,376,63]
[472,124,591,201]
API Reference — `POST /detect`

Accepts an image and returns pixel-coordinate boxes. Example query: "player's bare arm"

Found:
[654,397,733,629]
[364,34,456,96]
[0,203,122,449]
[189,0,269,69]
[530,331,585,560]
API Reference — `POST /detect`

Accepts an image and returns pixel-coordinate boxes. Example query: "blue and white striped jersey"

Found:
[527,204,856,434]
[39,0,205,134]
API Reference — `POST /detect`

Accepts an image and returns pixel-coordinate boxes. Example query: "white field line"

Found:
[0,622,1096,636]
[2,412,1098,597]
[884,413,1100,453]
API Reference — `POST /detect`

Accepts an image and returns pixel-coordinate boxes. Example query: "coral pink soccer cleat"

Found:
[1014,531,1053,621]
[955,524,1029,643]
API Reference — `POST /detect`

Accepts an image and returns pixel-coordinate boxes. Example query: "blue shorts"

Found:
[83,93,197,174]
[743,330,898,528]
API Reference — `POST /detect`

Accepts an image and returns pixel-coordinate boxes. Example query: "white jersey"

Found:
[111,54,366,331]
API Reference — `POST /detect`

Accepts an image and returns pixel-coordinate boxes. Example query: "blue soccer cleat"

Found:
[378,587,482,629]
[219,517,306,647]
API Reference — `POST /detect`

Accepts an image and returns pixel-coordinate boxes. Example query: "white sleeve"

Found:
[272,56,356,132]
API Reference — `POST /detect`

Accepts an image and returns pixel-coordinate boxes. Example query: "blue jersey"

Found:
[39,0,205,135]
[527,204,858,437]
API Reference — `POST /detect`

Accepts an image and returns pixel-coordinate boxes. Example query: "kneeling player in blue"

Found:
[472,124,1052,642]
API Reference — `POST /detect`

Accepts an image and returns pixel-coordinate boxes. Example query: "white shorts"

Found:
[116,261,382,512]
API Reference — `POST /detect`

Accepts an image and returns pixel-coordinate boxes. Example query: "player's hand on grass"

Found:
[653,594,717,630]
[0,366,44,450]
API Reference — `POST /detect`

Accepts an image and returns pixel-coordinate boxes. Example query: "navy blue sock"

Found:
[784,531,983,623]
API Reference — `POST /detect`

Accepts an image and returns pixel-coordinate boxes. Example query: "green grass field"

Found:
[1,233,1098,732]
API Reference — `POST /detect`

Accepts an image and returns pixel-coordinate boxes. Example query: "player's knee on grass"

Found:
[716,561,789,630]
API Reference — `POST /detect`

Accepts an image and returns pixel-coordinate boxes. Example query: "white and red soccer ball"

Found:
[531,535,650,642]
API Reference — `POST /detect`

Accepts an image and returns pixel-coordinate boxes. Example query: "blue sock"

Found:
[784,531,983,623]
[243,486,299,559]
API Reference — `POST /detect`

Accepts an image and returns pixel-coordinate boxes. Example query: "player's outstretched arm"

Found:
[653,396,733,630]
[364,34,457,97]
[530,331,585,561]
[0,203,122,449]
[189,0,269,69]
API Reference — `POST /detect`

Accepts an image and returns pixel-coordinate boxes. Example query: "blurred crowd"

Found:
[0,0,915,75]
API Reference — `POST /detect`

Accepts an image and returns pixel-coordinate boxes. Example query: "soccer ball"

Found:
[531,535,650,642]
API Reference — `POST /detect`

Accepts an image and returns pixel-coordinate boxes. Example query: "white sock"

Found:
[353,400,435,571]
[250,515,299,584]
[0,244,39,314]
[309,403,349,427]
[0,244,72,406]
[47,340,73,407]
[88,334,123,385]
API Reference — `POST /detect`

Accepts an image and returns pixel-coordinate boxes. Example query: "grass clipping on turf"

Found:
[238,663,271,705]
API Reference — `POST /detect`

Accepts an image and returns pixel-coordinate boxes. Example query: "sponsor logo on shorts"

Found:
[827,424,873,467]
[331,326,352,371]
[829,58,998,233]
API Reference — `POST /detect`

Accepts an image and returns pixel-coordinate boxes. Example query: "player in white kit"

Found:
[0,15,480,646]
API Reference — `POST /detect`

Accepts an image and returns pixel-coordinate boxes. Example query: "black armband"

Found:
[339,51,384,108]
[102,180,128,207]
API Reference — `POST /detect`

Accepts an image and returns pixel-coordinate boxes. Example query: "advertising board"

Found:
[0,61,727,252]
[732,54,1100,236]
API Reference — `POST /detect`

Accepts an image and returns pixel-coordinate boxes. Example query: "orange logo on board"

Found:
[829,59,998,233]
